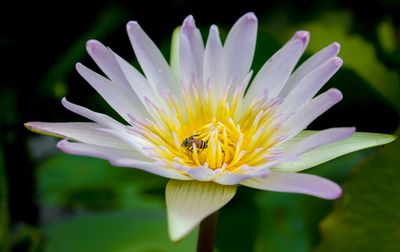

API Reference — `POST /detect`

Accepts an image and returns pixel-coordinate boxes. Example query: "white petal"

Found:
[166,180,236,241]
[245,31,309,104]
[279,57,343,114]
[62,97,124,129]
[224,12,257,87]
[110,159,190,180]
[213,171,254,185]
[25,122,131,150]
[76,63,147,121]
[57,139,147,161]
[254,128,355,176]
[61,98,150,153]
[241,171,342,199]
[286,127,356,157]
[275,131,396,172]
[85,40,134,95]
[180,15,204,86]
[175,165,216,181]
[126,21,179,95]
[280,88,343,138]
[203,25,225,99]
[111,50,166,110]
[279,42,341,97]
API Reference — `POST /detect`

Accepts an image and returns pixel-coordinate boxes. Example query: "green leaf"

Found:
[253,147,371,252]
[166,180,236,241]
[254,193,312,252]
[44,211,197,252]
[37,153,164,210]
[316,133,400,252]
[275,130,396,172]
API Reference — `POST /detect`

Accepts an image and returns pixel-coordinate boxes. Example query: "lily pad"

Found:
[316,133,400,252]
[44,211,197,252]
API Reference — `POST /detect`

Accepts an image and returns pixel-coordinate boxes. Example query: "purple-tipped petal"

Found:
[241,171,342,199]
[57,139,147,161]
[280,42,341,97]
[281,88,343,138]
[61,98,150,152]
[279,56,343,114]
[224,12,257,87]
[62,97,123,129]
[126,21,178,94]
[76,63,147,121]
[203,25,225,105]
[85,41,166,117]
[57,139,185,179]
[110,50,166,112]
[85,40,132,94]
[245,36,306,104]
[290,30,310,48]
[180,15,205,86]
[25,122,131,150]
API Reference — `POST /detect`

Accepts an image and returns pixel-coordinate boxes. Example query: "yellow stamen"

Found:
[131,84,281,173]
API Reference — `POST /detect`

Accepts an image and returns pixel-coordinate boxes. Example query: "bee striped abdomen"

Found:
[181,135,208,151]
[197,139,208,149]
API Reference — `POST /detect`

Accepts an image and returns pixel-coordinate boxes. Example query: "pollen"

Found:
[130,83,283,172]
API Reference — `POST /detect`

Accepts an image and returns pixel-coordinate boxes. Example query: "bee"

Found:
[181,134,208,151]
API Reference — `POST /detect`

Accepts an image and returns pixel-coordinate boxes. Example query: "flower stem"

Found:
[197,211,219,252]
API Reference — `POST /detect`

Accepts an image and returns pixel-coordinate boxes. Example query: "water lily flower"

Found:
[26,13,395,242]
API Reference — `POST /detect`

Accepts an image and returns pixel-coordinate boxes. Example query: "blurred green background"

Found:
[1,0,399,251]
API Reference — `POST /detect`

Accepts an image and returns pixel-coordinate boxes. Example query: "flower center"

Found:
[130,84,283,172]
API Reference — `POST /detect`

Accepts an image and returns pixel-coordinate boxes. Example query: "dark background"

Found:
[1,0,399,251]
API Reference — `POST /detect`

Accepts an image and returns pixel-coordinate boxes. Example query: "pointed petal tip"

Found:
[295,30,310,39]
[86,39,101,49]
[333,56,343,67]
[61,97,70,107]
[327,88,343,102]
[324,183,342,200]
[345,127,357,139]
[56,139,67,148]
[166,180,236,242]
[183,15,195,27]
[210,24,219,35]
[24,122,42,133]
[126,20,139,31]
[169,232,182,242]
[56,139,76,155]
[24,122,32,128]
[294,30,310,45]
[332,41,341,51]
[168,223,194,242]
[244,12,257,22]
[75,62,84,71]
[85,39,106,57]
